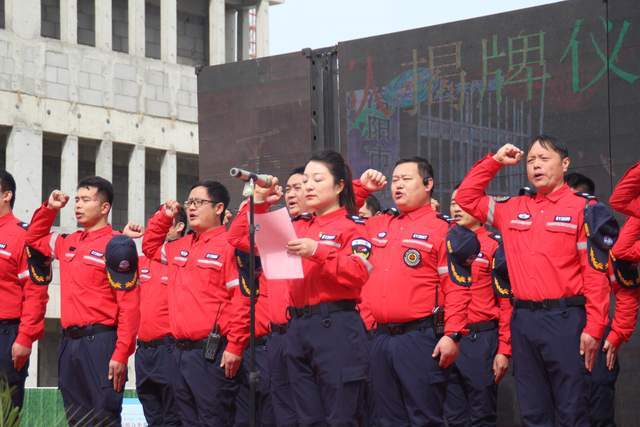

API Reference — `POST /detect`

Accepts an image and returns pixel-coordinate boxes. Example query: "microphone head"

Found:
[229,167,241,177]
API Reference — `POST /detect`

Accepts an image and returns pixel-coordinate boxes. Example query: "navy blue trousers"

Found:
[234,338,276,427]
[0,322,28,409]
[370,325,450,427]
[286,310,369,427]
[267,331,298,427]
[511,305,589,427]
[58,330,124,426]
[585,331,619,427]
[172,343,239,426]
[135,339,181,426]
[444,328,498,427]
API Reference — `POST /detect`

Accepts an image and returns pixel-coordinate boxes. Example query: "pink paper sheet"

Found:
[254,207,304,279]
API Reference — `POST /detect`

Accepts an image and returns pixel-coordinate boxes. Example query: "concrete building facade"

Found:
[0,0,279,388]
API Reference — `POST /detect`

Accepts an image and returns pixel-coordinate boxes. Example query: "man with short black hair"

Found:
[361,157,470,425]
[143,180,250,426]
[566,172,596,195]
[26,175,140,426]
[0,170,49,410]
[456,136,615,425]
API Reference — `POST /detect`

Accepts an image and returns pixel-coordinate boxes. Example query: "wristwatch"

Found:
[447,332,463,343]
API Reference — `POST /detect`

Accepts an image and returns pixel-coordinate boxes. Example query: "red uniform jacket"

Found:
[456,155,610,339]
[0,212,49,348]
[361,204,470,335]
[25,205,140,363]
[609,161,640,217]
[137,255,172,342]
[287,207,372,308]
[143,208,249,356]
[472,227,512,355]
[607,216,640,347]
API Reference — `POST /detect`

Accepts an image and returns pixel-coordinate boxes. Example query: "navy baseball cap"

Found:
[26,246,52,285]
[584,203,619,272]
[446,225,480,287]
[105,235,139,291]
[491,244,512,298]
[235,248,262,297]
[611,254,640,289]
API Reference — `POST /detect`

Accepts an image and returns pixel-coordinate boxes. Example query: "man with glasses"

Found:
[143,180,250,426]
[25,176,140,426]
[0,171,49,411]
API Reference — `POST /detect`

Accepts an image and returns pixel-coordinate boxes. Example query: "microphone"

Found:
[229,168,273,188]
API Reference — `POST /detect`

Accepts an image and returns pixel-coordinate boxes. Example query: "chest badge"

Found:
[403,248,421,267]
[517,213,531,220]
[377,232,387,238]
[180,250,189,257]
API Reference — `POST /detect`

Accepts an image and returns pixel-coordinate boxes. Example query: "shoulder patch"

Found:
[518,186,536,197]
[347,214,366,224]
[494,195,511,203]
[351,238,372,260]
[575,191,597,201]
[489,233,502,243]
[437,213,454,224]
[384,207,400,216]
[293,213,313,222]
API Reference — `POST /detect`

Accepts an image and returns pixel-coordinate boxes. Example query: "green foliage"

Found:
[0,378,20,427]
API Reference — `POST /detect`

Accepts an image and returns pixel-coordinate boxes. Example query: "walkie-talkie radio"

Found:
[204,304,223,361]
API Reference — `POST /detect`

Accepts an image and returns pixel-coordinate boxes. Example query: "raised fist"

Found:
[493,144,524,166]
[360,169,387,192]
[163,200,181,218]
[122,222,143,239]
[254,176,283,205]
[47,190,70,211]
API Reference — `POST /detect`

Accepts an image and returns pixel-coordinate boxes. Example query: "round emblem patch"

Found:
[118,260,130,271]
[403,248,421,267]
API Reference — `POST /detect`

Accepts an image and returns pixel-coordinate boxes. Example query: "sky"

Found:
[269,0,565,55]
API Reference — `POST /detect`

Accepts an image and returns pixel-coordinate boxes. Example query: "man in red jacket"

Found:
[0,171,49,410]
[456,136,616,426]
[362,157,471,425]
[25,176,140,426]
[444,187,512,427]
[143,180,249,426]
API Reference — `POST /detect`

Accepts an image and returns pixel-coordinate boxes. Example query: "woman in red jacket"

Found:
[279,151,373,426]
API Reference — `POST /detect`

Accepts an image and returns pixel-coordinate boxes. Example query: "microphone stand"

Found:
[243,178,259,427]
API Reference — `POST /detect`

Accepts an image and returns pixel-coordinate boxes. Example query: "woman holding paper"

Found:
[277,150,373,426]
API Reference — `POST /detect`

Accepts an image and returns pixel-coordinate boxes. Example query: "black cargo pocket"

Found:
[336,364,368,422]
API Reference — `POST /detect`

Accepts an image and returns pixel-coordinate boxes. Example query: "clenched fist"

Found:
[47,190,70,211]
[492,144,524,166]
[163,200,181,218]
[360,169,387,192]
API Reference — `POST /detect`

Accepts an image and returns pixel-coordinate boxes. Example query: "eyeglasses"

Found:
[183,198,215,208]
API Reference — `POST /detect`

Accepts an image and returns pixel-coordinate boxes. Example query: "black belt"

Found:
[466,319,498,332]
[63,324,115,339]
[137,336,175,349]
[270,323,288,334]
[376,316,434,336]
[175,338,208,350]
[287,300,357,318]
[513,295,586,310]
[0,319,19,326]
